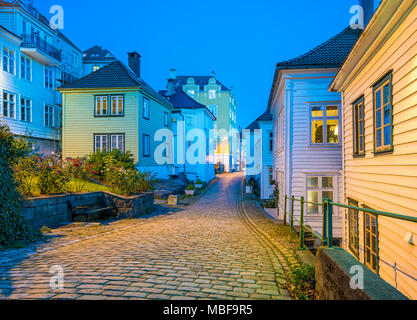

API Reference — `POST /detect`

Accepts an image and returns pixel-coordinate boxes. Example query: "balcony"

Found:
[21,35,61,66]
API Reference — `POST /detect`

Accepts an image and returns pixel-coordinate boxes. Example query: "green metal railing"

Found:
[283,195,417,250]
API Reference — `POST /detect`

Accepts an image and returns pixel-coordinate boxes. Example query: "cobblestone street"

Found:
[0,173,298,300]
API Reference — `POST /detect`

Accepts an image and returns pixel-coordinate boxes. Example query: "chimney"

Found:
[359,0,374,28]
[128,51,141,78]
[211,70,216,78]
[166,68,176,96]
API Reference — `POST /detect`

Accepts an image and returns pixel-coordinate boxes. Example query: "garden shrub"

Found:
[14,155,39,197]
[86,150,135,178]
[65,158,96,193]
[282,264,319,300]
[105,166,157,196]
[0,124,41,247]
[36,159,69,195]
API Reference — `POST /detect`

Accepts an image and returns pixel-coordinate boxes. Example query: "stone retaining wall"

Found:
[23,192,154,229]
[315,247,408,300]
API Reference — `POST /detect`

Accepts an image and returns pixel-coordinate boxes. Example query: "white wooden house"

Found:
[245,111,274,200]
[330,0,417,299]
[268,27,362,238]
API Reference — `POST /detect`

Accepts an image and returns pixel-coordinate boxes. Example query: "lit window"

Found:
[21,98,31,122]
[3,47,15,74]
[353,98,365,156]
[111,96,124,115]
[111,134,124,152]
[209,89,216,99]
[3,91,16,118]
[306,176,335,215]
[187,90,195,97]
[143,97,150,119]
[373,73,392,153]
[93,65,100,72]
[311,105,339,144]
[21,55,31,81]
[44,105,54,127]
[95,96,108,116]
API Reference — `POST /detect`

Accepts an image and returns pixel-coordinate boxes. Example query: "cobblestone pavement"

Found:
[0,173,296,300]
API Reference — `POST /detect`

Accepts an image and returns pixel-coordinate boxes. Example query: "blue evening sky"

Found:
[36,0,369,128]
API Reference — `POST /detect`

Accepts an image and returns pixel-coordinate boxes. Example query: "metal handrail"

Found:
[283,194,417,250]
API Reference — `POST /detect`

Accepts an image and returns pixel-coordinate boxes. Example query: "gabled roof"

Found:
[276,27,362,70]
[83,45,116,61]
[59,60,170,107]
[246,111,273,130]
[174,76,231,92]
[159,89,216,120]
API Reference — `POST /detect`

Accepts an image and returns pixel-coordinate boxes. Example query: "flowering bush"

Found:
[87,150,135,179]
[36,159,69,195]
[105,166,157,196]
[14,155,39,197]
[65,158,96,193]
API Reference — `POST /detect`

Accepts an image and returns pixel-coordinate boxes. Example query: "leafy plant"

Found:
[36,159,69,195]
[186,184,195,190]
[105,166,157,196]
[0,124,41,248]
[14,155,39,197]
[196,179,202,185]
[65,158,96,193]
[282,264,319,300]
[86,150,135,179]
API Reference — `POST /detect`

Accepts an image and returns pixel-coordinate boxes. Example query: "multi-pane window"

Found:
[44,105,54,127]
[353,98,365,156]
[364,211,379,273]
[143,134,150,157]
[93,65,100,72]
[164,112,169,127]
[311,105,340,144]
[373,73,392,152]
[3,47,15,74]
[20,98,31,122]
[111,134,124,152]
[269,167,274,185]
[95,96,108,116]
[21,55,31,81]
[45,67,54,89]
[111,96,124,115]
[94,134,108,152]
[3,92,16,118]
[348,199,360,259]
[143,97,150,119]
[209,89,216,99]
[307,176,335,214]
[269,132,273,152]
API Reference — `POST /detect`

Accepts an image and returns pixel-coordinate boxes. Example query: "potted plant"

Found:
[185,184,195,196]
[195,179,203,189]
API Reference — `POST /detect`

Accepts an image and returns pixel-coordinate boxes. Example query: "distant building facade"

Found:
[170,72,238,173]
[59,52,173,179]
[160,73,216,183]
[245,111,274,200]
[82,45,117,76]
[0,0,82,156]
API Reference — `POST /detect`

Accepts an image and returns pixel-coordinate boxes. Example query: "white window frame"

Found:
[209,89,216,100]
[20,97,31,122]
[309,103,341,146]
[45,67,54,90]
[2,91,16,119]
[3,46,15,75]
[306,174,337,215]
[20,54,31,81]
[164,112,169,127]
[95,96,108,116]
[94,134,108,152]
[111,95,124,116]
[44,105,54,127]
[110,134,125,152]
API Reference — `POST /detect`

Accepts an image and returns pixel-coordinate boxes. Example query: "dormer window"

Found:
[188,90,196,97]
[187,78,195,84]
[209,89,216,100]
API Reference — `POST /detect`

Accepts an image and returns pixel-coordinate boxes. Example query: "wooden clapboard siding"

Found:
[340,3,417,299]
[271,71,344,237]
